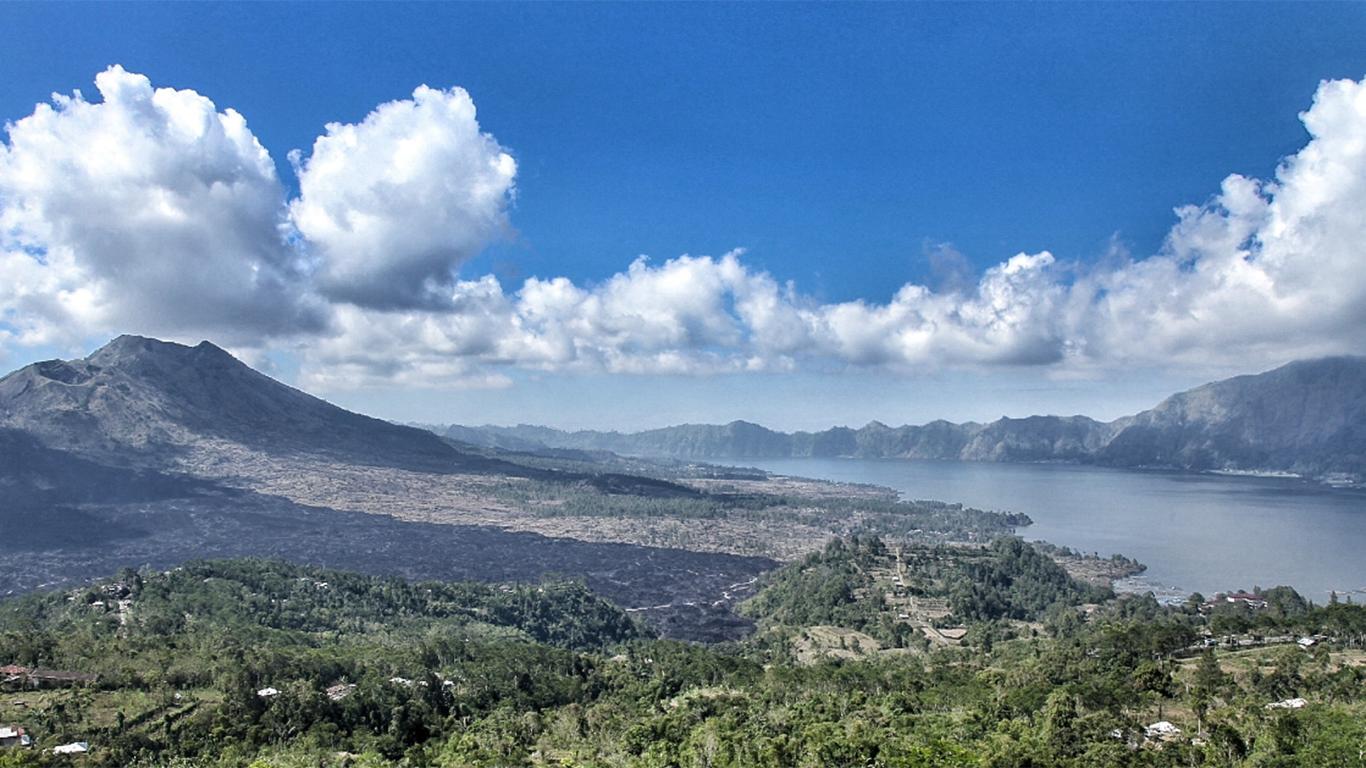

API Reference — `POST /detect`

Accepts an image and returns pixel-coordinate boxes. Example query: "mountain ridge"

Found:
[438,356,1366,480]
[4,337,1363,482]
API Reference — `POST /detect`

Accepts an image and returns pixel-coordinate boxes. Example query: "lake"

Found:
[733,458,1366,603]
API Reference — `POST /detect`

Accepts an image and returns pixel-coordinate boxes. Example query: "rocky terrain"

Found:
[0,487,773,642]
[0,335,1026,640]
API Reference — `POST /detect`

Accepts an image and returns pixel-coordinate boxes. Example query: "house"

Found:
[1267,697,1308,709]
[52,741,89,755]
[24,669,98,689]
[0,726,32,749]
[1144,721,1181,739]
[1201,592,1270,612]
[0,666,30,690]
[1296,636,1317,649]
[101,583,131,598]
[1223,592,1268,609]
[256,687,280,698]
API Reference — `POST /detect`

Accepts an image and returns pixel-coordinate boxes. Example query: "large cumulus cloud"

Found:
[0,66,327,348]
[288,85,517,310]
[1075,77,1366,367]
[296,75,1366,387]
[3,67,1366,387]
[293,248,1072,388]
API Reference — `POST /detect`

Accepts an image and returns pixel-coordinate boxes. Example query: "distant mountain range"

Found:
[437,357,1366,481]
[4,336,1363,493]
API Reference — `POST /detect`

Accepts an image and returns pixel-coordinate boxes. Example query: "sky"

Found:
[2,3,1365,431]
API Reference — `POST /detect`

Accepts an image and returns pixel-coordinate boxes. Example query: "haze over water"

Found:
[737,458,1366,603]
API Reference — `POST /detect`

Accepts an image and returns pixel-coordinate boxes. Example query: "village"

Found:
[1,663,98,758]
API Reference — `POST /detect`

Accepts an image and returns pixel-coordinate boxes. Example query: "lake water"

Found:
[734,458,1366,603]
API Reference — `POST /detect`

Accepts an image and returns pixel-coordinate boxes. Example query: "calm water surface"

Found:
[736,458,1366,602]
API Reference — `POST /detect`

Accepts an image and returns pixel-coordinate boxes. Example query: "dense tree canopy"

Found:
[0,554,1362,767]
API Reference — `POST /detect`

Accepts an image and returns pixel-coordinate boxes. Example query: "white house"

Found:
[1145,721,1181,739]
[0,726,32,748]
[52,742,89,755]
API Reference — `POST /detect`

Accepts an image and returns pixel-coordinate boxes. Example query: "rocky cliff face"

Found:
[959,416,1113,462]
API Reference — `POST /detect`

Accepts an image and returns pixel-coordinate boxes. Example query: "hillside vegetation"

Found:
[2,556,1364,767]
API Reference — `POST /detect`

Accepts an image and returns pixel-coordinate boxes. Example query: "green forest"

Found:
[1,548,1364,768]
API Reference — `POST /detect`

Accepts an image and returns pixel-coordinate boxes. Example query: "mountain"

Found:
[960,415,1115,462]
[0,336,765,639]
[0,335,463,472]
[443,357,1366,480]
[0,334,725,494]
[1097,356,1366,475]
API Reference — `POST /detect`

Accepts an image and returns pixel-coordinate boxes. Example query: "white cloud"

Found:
[288,85,517,310]
[297,278,518,389]
[299,77,1366,387]
[0,66,326,348]
[5,68,1366,389]
[1074,76,1366,368]
[799,251,1067,368]
[294,249,1069,385]
[295,254,765,387]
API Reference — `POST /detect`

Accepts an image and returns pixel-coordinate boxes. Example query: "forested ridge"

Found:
[740,536,1112,649]
[1,555,1364,767]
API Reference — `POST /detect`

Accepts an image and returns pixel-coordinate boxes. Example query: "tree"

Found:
[1189,648,1227,733]
[1041,688,1081,760]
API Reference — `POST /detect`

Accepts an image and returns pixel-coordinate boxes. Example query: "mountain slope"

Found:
[445,357,1366,479]
[0,335,715,494]
[0,335,462,471]
[0,427,214,507]
[1098,356,1366,474]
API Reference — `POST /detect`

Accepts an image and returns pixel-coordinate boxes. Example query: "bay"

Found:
[734,458,1366,603]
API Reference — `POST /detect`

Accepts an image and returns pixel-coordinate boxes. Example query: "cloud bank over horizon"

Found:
[2,66,1365,389]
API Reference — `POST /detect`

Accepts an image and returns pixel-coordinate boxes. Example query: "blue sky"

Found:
[2,3,1366,430]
